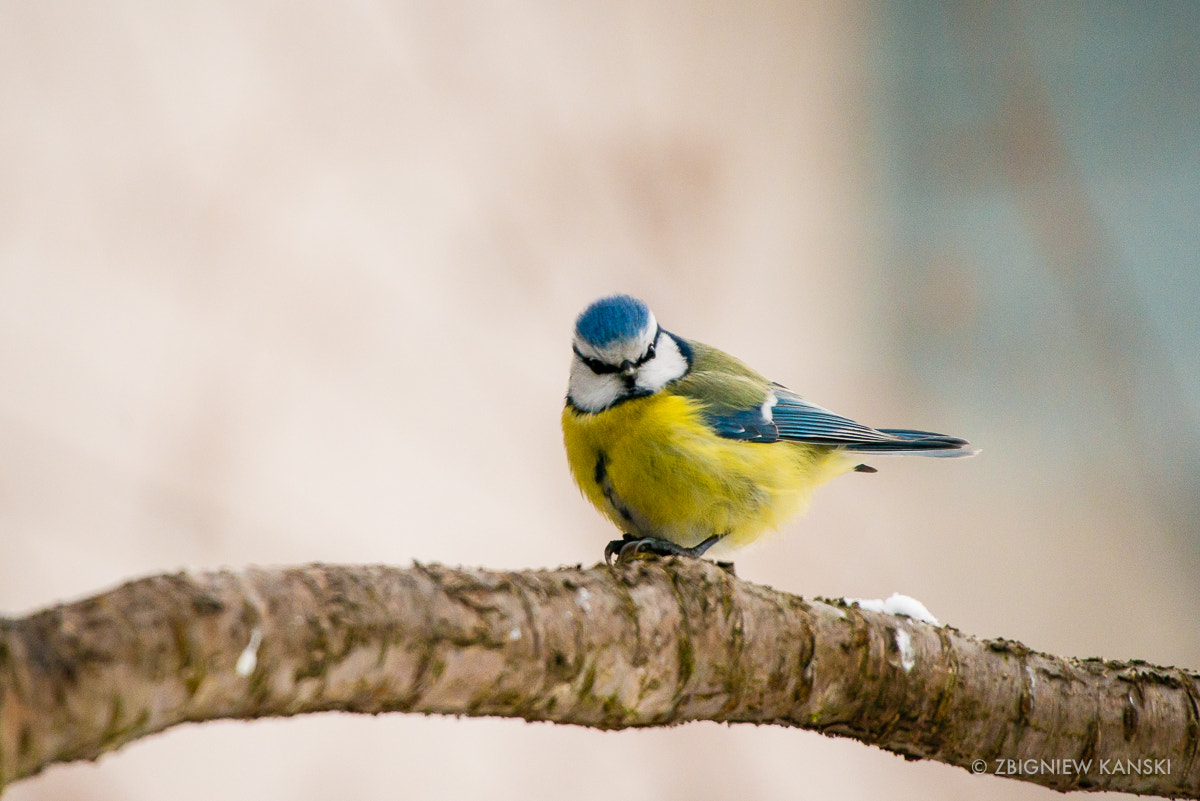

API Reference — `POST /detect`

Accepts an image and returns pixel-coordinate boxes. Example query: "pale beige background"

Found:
[2,3,1197,800]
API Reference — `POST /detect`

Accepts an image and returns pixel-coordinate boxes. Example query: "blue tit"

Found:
[561,294,977,564]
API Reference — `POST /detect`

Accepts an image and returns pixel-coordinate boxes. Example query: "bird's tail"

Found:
[843,429,979,458]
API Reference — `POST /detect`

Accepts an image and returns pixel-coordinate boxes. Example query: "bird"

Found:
[561,294,977,565]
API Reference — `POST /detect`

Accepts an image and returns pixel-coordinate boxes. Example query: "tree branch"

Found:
[1,560,1197,796]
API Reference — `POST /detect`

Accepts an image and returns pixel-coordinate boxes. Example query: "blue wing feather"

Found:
[768,387,890,444]
[704,407,779,442]
[703,385,974,455]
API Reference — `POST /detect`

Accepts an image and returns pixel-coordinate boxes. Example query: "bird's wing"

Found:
[765,386,893,445]
[752,386,974,454]
[667,339,782,442]
[670,339,973,454]
[670,369,782,442]
[675,376,894,446]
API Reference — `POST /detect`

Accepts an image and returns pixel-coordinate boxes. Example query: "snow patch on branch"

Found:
[235,627,263,677]
[844,593,939,625]
[894,628,916,672]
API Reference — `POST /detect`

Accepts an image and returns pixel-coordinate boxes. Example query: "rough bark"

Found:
[0,560,1196,796]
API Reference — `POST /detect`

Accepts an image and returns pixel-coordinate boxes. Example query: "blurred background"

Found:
[2,2,1198,799]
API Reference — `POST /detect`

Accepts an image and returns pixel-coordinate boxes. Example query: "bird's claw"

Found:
[604,533,728,565]
[604,535,679,564]
[604,534,637,565]
[617,538,654,563]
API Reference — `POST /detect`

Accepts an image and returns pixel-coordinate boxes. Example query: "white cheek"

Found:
[635,336,688,392]
[567,358,625,412]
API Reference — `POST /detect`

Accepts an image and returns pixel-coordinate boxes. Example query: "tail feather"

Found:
[844,428,979,458]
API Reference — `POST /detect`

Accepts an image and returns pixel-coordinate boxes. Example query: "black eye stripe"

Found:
[573,346,619,374]
[634,339,657,366]
[632,328,662,367]
[573,328,661,375]
[587,356,617,374]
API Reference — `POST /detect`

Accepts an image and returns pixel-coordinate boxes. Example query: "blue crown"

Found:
[575,295,652,347]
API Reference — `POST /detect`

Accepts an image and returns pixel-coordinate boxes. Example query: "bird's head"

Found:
[567,295,690,412]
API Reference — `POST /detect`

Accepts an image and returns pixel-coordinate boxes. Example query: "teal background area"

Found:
[877,1,1200,547]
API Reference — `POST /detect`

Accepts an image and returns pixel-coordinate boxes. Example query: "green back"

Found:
[669,339,774,417]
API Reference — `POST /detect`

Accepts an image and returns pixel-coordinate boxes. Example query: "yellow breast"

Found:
[562,393,855,549]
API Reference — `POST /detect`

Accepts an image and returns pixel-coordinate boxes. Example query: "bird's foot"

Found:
[603,534,638,564]
[604,533,727,566]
